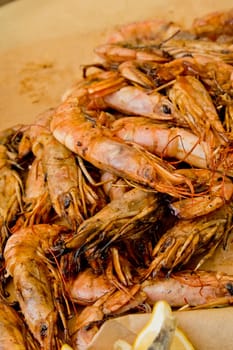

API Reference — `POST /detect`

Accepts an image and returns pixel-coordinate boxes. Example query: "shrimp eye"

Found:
[64,194,71,209]
[226,282,233,295]
[40,324,48,338]
[161,104,171,114]
[217,176,223,182]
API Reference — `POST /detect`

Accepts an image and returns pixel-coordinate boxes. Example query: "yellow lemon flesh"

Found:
[133,300,176,350]
[171,327,195,350]
[61,344,74,350]
[114,300,195,350]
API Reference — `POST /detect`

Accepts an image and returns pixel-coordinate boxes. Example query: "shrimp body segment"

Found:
[111,117,208,169]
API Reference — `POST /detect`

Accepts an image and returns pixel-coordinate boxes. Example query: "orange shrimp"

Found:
[111,116,231,174]
[66,268,115,305]
[161,38,233,63]
[168,75,226,142]
[105,19,182,44]
[68,282,144,349]
[22,158,51,226]
[4,224,70,349]
[63,188,160,252]
[142,270,233,308]
[155,54,233,100]
[0,301,32,350]
[0,145,23,258]
[103,85,186,124]
[19,110,85,227]
[170,169,233,219]
[50,87,192,198]
[192,8,233,40]
[95,42,170,63]
[144,203,233,278]
[95,18,185,64]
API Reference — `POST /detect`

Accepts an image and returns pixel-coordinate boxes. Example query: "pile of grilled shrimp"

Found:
[1,8,233,350]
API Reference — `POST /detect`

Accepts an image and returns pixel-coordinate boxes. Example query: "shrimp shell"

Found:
[4,224,69,349]
[145,203,233,278]
[0,301,28,350]
[143,270,233,307]
[192,8,233,39]
[50,94,190,198]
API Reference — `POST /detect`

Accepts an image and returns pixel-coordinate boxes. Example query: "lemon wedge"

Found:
[133,300,176,350]
[114,301,194,350]
[61,344,74,350]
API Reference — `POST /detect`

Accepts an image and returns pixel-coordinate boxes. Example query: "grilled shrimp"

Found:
[105,19,182,44]
[142,270,233,308]
[162,38,233,63]
[50,86,193,198]
[0,301,28,350]
[168,75,226,143]
[192,8,233,40]
[66,268,115,305]
[0,145,23,258]
[145,203,233,278]
[65,267,233,348]
[111,116,233,177]
[4,224,69,349]
[68,283,144,350]
[155,55,233,101]
[63,188,161,253]
[95,18,189,65]
[170,169,233,219]
[19,110,85,227]
[95,42,170,64]
[40,133,84,226]
[103,85,186,124]
[111,116,208,168]
[22,158,51,226]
